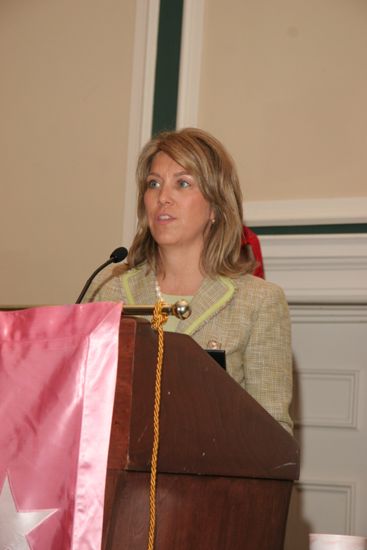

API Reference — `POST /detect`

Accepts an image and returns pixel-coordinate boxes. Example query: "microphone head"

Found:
[110,246,128,263]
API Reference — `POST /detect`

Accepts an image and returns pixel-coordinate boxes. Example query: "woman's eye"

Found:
[147,179,160,189]
[178,179,190,189]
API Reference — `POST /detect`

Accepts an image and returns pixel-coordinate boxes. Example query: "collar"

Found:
[177,276,235,336]
[121,266,236,336]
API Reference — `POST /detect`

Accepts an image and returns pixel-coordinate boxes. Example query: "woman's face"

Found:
[143,152,213,254]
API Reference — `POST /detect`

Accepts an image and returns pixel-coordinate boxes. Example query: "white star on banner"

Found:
[0,475,58,550]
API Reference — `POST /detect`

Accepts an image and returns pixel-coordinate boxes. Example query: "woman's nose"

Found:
[158,185,173,205]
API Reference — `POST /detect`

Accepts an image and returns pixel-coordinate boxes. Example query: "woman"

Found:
[85,128,293,434]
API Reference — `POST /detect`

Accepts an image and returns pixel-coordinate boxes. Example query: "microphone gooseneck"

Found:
[75,246,128,304]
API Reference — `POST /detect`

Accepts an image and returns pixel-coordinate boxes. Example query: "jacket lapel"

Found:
[177,276,236,336]
[122,266,236,337]
[121,266,156,304]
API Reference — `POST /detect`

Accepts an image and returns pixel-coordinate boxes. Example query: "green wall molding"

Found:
[152,0,184,135]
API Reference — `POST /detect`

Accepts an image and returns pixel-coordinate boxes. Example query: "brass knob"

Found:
[172,300,191,320]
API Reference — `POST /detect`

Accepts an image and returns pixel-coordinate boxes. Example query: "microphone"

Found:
[75,246,128,304]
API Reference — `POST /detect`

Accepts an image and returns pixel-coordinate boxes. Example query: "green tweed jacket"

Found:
[84,264,293,433]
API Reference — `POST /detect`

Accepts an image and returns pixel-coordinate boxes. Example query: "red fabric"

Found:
[241,226,265,279]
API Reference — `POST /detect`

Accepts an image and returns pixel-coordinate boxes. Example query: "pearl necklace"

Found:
[154,277,164,302]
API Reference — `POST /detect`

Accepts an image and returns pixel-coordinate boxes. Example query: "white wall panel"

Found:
[261,233,367,547]
[294,370,359,429]
[285,481,355,550]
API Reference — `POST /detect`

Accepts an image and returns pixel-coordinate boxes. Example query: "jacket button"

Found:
[207,340,221,350]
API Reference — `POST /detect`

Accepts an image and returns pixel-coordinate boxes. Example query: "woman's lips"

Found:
[157,213,175,223]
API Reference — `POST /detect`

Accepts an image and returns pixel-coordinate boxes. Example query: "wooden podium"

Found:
[102,317,300,550]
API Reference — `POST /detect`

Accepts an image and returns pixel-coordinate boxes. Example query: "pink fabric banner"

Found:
[0,302,123,549]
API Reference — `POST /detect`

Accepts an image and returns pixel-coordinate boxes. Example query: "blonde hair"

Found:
[127,127,255,277]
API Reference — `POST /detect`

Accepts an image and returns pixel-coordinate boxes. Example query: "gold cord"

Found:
[148,300,168,550]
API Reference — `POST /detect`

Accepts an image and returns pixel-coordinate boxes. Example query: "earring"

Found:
[211,218,215,224]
